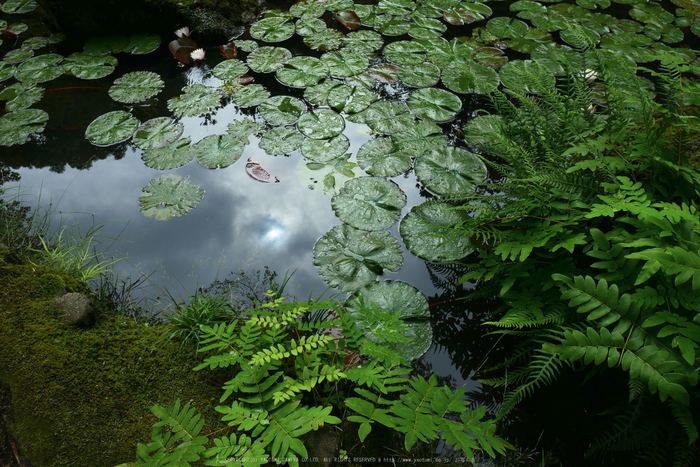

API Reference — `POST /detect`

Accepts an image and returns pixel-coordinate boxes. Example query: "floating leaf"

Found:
[444,8,477,25]
[486,17,529,40]
[167,84,221,118]
[213,59,248,80]
[230,83,269,107]
[276,56,329,88]
[304,78,345,106]
[0,82,43,111]
[415,146,488,196]
[3,22,28,37]
[109,71,164,104]
[297,109,345,139]
[331,176,406,230]
[510,0,547,19]
[126,33,160,55]
[408,14,447,39]
[336,10,362,30]
[531,42,581,75]
[397,62,440,87]
[364,100,414,134]
[295,18,327,36]
[301,134,350,162]
[327,85,380,114]
[291,0,326,18]
[0,62,16,82]
[421,37,475,70]
[314,224,403,292]
[472,47,508,68]
[377,15,411,36]
[15,54,64,83]
[357,137,412,177]
[219,41,238,59]
[2,0,38,14]
[343,30,384,52]
[168,36,198,64]
[236,40,258,52]
[367,63,399,83]
[22,36,48,50]
[304,29,344,51]
[259,126,303,155]
[324,0,355,12]
[63,52,118,80]
[250,16,295,42]
[246,46,291,72]
[391,120,447,158]
[84,35,129,55]
[321,49,368,77]
[193,134,246,169]
[142,137,193,169]
[246,158,279,183]
[442,58,499,94]
[509,27,553,54]
[400,201,474,262]
[3,48,33,64]
[407,88,462,123]
[139,175,203,221]
[0,108,48,146]
[133,117,184,150]
[384,40,427,65]
[259,95,306,125]
[227,117,265,141]
[85,110,139,147]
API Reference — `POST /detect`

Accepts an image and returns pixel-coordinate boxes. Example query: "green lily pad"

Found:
[331,176,406,230]
[259,126,304,155]
[22,36,48,50]
[291,0,326,18]
[407,88,462,123]
[297,109,345,139]
[227,117,265,141]
[109,71,164,104]
[276,56,329,88]
[297,152,362,194]
[327,85,380,114]
[321,49,369,78]
[126,33,161,55]
[0,82,43,111]
[397,62,441,87]
[314,224,403,292]
[236,40,258,52]
[486,17,529,40]
[259,95,306,125]
[249,16,295,42]
[62,52,118,80]
[301,134,350,162]
[0,62,16,82]
[367,63,400,83]
[343,30,384,52]
[167,84,221,118]
[304,29,344,51]
[139,175,204,221]
[304,79,345,107]
[141,137,193,170]
[391,120,447,158]
[230,84,269,107]
[400,201,474,262]
[324,0,355,11]
[0,108,48,146]
[246,46,292,73]
[296,17,327,37]
[384,40,427,65]
[193,134,246,169]
[357,137,412,177]
[2,0,38,14]
[3,48,34,64]
[499,60,555,94]
[508,27,554,54]
[444,7,478,25]
[364,100,415,134]
[213,59,248,80]
[84,35,130,55]
[442,59,499,94]
[415,146,488,196]
[462,114,504,156]
[408,14,447,39]
[345,280,432,362]
[85,110,139,147]
[423,37,476,70]
[15,54,64,83]
[531,43,581,75]
[134,117,184,150]
[510,0,547,19]
[377,15,411,36]
[377,0,416,16]
[472,47,509,68]
[4,23,28,36]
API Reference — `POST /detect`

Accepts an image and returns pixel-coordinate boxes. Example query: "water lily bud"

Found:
[175,26,191,38]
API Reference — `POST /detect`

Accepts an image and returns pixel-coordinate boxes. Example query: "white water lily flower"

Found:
[190,48,206,61]
[581,69,598,82]
[175,26,191,38]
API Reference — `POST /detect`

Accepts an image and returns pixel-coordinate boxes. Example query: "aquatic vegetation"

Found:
[84,110,139,147]
[138,174,204,221]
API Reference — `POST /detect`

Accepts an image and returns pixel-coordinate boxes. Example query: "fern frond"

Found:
[203,433,267,466]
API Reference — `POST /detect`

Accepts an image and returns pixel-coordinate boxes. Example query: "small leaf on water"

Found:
[168,37,198,64]
[336,10,362,30]
[139,175,204,221]
[246,158,280,183]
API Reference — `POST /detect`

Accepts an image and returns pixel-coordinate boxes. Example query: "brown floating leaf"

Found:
[368,63,399,83]
[238,74,254,85]
[336,10,362,30]
[168,37,198,64]
[219,41,238,59]
[246,158,280,183]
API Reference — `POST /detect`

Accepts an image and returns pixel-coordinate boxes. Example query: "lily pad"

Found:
[139,175,204,221]
[331,176,406,230]
[193,134,246,169]
[230,84,270,107]
[415,146,488,196]
[168,37,198,65]
[472,47,509,68]
[297,109,345,139]
[384,40,427,65]
[423,37,475,70]
[84,35,129,55]
[291,0,326,18]
[167,84,221,118]
[367,63,400,83]
[295,17,327,36]
[0,62,16,82]
[141,137,193,170]
[444,7,478,25]
[213,59,248,80]
[126,33,161,55]
[2,49,32,65]
[297,152,362,194]
[304,79,345,106]
[304,29,344,51]
[227,118,265,141]
[249,16,295,42]
[400,201,474,262]
[22,36,48,50]
[327,85,380,114]
[357,137,412,177]
[397,62,441,87]
[314,224,403,292]
[407,88,462,123]
[301,134,350,162]
[442,59,499,94]
[276,56,329,88]
[85,110,139,147]
[133,117,184,150]
[2,0,38,14]
[15,54,64,83]
[236,40,258,52]
[391,121,447,158]
[63,52,118,80]
[3,22,28,36]
[486,17,529,40]
[109,71,164,104]
[336,10,362,30]
[321,49,369,77]
[246,46,292,73]
[0,108,48,146]
[259,95,306,125]
[259,126,304,155]
[0,82,43,111]
[364,100,415,134]
[377,16,411,36]
[408,14,447,39]
[343,30,384,52]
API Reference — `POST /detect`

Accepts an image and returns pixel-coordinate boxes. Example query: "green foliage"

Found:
[165,291,234,346]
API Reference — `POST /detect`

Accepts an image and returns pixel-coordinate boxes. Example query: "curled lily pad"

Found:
[304,29,344,51]
[345,280,432,362]
[364,100,414,134]
[126,33,161,55]
[63,52,118,80]
[142,137,193,170]
[400,201,474,262]
[213,59,248,80]
[259,126,304,155]
[442,59,499,94]
[331,176,406,230]
[246,158,279,183]
[246,46,292,72]
[139,175,204,221]
[85,110,139,147]
[0,108,48,146]
[314,224,403,292]
[407,88,462,123]
[193,134,246,169]
[321,49,369,77]
[397,62,440,87]
[357,137,412,177]
[259,95,306,125]
[109,71,164,104]
[336,10,362,30]
[250,16,295,42]
[297,109,345,139]
[15,54,64,83]
[327,85,379,114]
[304,78,345,106]
[168,37,198,64]
[276,56,329,88]
[0,82,43,111]
[301,134,350,162]
[84,35,129,55]
[167,84,221,118]
[2,0,38,14]
[384,40,427,65]
[230,84,269,107]
[134,117,184,150]
[343,30,384,52]
[415,146,488,196]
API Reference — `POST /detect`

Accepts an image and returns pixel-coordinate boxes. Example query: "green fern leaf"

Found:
[203,433,267,466]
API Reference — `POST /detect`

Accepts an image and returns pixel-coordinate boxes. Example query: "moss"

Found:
[32,273,66,299]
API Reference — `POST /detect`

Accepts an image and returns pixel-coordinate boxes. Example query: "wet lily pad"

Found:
[343,30,384,52]
[3,22,28,36]
[141,137,193,170]
[15,54,64,83]
[304,78,345,106]
[126,33,161,55]
[133,117,184,150]
[84,35,129,55]
[377,16,411,36]
[109,71,164,104]
[2,0,38,14]
[486,17,529,40]
[0,82,43,111]
[391,120,447,158]
[291,0,326,18]
[400,201,474,262]
[22,36,48,50]
[367,63,400,83]
[321,49,369,77]
[397,62,441,87]
[259,126,303,155]
[423,37,475,70]
[357,137,412,177]
[250,16,295,42]
[304,29,344,50]
[409,14,447,39]
[364,100,415,134]
[259,95,306,125]
[63,52,118,80]
[442,58,499,94]
[472,47,509,68]
[0,108,48,146]
[236,40,258,52]
[384,40,427,65]
[407,88,462,123]
[331,176,406,230]
[336,10,362,30]
[301,134,350,162]
[85,110,139,147]
[314,224,403,292]
[444,7,478,25]
[415,146,488,196]
[295,17,327,36]
[298,154,362,194]
[327,85,380,114]
[0,62,16,82]
[230,84,269,107]
[2,48,32,65]
[276,56,329,88]
[213,59,248,80]
[139,175,204,221]
[246,46,292,72]
[193,134,246,169]
[297,109,345,139]
[462,114,504,156]
[167,84,221,118]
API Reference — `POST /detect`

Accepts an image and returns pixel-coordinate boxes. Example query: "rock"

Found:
[302,425,339,467]
[51,293,97,327]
